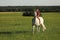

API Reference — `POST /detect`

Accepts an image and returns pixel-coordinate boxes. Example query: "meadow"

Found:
[0,12,60,40]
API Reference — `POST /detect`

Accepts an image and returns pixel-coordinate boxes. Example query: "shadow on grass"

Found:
[0,31,32,34]
[0,32,12,34]
[16,31,32,34]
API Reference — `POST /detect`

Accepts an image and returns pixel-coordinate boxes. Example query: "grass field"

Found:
[0,12,60,40]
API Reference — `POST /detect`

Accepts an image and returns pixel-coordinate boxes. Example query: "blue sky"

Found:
[0,0,60,6]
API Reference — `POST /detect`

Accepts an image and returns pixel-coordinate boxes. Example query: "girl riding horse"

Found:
[32,9,46,33]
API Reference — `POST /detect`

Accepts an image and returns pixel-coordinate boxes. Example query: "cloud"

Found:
[0,0,60,6]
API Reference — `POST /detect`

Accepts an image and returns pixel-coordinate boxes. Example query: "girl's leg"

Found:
[37,16,40,24]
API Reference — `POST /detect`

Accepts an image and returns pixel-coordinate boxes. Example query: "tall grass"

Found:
[0,12,60,40]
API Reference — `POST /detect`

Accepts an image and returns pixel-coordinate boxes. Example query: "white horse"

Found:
[32,17,46,33]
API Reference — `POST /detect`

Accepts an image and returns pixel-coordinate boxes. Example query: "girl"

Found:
[34,9,41,24]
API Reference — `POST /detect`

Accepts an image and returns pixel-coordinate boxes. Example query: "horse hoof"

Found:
[43,28,46,32]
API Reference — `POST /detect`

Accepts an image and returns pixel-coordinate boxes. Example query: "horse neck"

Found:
[35,16,40,19]
[35,17,40,21]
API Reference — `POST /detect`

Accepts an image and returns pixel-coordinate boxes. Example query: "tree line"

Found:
[0,6,60,12]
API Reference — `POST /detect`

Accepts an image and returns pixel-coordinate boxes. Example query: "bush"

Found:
[23,11,34,16]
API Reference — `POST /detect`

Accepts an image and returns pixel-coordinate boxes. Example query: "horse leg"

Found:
[37,26,40,32]
[38,26,40,32]
[41,23,46,32]
[32,25,35,34]
[37,26,38,32]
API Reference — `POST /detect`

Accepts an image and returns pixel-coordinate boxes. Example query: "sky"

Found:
[0,0,60,6]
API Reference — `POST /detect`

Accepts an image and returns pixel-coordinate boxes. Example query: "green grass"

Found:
[0,12,60,40]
